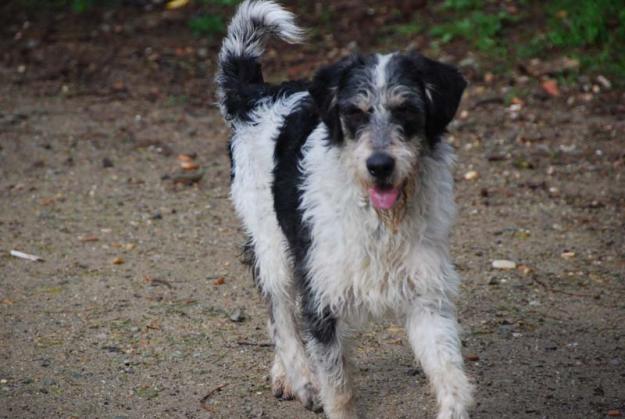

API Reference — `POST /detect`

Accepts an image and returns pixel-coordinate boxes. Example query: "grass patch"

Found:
[430,10,512,54]
[188,14,225,37]
[537,0,625,79]
[190,0,241,37]
[17,0,119,12]
[393,21,424,36]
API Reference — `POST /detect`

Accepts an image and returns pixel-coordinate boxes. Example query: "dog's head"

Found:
[309,52,466,212]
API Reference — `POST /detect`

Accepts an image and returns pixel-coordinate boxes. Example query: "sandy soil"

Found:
[1,3,625,418]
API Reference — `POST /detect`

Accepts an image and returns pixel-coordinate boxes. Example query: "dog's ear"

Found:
[309,55,363,144]
[407,52,467,141]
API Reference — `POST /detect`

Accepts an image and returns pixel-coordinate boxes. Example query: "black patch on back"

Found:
[271,96,337,345]
[220,53,310,122]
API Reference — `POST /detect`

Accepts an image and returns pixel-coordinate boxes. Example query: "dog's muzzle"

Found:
[366,152,401,210]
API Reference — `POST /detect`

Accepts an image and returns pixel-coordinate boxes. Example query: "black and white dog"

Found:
[216,1,473,418]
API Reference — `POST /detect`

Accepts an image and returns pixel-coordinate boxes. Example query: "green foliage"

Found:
[17,0,118,12]
[71,0,94,13]
[188,14,225,36]
[197,0,240,5]
[441,0,484,11]
[545,0,623,48]
[430,11,511,53]
[394,21,423,36]
[192,0,241,37]
[524,0,625,78]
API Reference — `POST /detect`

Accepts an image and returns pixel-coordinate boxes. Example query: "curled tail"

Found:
[216,0,304,121]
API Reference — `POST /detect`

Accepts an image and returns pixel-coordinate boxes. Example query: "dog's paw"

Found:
[296,382,323,413]
[270,358,295,400]
[271,372,295,400]
[437,405,469,419]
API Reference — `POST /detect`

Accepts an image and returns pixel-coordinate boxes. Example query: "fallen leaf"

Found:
[510,97,524,106]
[516,264,532,276]
[561,251,576,259]
[180,161,199,171]
[79,235,99,242]
[177,153,195,162]
[165,0,189,9]
[213,277,225,286]
[466,354,480,362]
[607,410,623,417]
[146,319,161,330]
[112,257,125,265]
[541,79,560,97]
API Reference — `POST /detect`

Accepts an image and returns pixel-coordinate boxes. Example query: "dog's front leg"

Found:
[304,309,357,419]
[405,302,473,419]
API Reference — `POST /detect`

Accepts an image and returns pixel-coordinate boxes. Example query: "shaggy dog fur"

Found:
[216,1,473,418]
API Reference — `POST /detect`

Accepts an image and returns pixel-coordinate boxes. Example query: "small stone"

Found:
[229,308,245,322]
[464,170,479,181]
[497,325,513,336]
[561,251,575,259]
[102,157,114,168]
[596,75,611,89]
[151,212,162,220]
[492,260,516,270]
[41,378,56,386]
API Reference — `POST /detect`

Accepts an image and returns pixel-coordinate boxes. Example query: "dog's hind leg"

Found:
[267,295,323,411]
[405,301,473,419]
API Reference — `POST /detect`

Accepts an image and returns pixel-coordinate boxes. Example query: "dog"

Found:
[216,1,473,418]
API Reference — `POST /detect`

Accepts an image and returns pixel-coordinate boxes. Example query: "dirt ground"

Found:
[1,2,625,419]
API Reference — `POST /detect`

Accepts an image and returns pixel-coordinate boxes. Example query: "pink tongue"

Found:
[369,186,400,210]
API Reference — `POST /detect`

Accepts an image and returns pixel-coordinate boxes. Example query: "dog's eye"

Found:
[341,106,372,130]
[343,106,371,118]
[392,103,418,117]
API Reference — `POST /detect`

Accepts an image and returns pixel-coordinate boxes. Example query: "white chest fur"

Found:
[299,126,460,319]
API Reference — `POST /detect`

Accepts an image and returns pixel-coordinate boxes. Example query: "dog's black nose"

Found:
[366,153,395,180]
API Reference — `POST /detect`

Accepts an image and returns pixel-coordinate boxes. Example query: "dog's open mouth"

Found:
[368,185,401,210]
